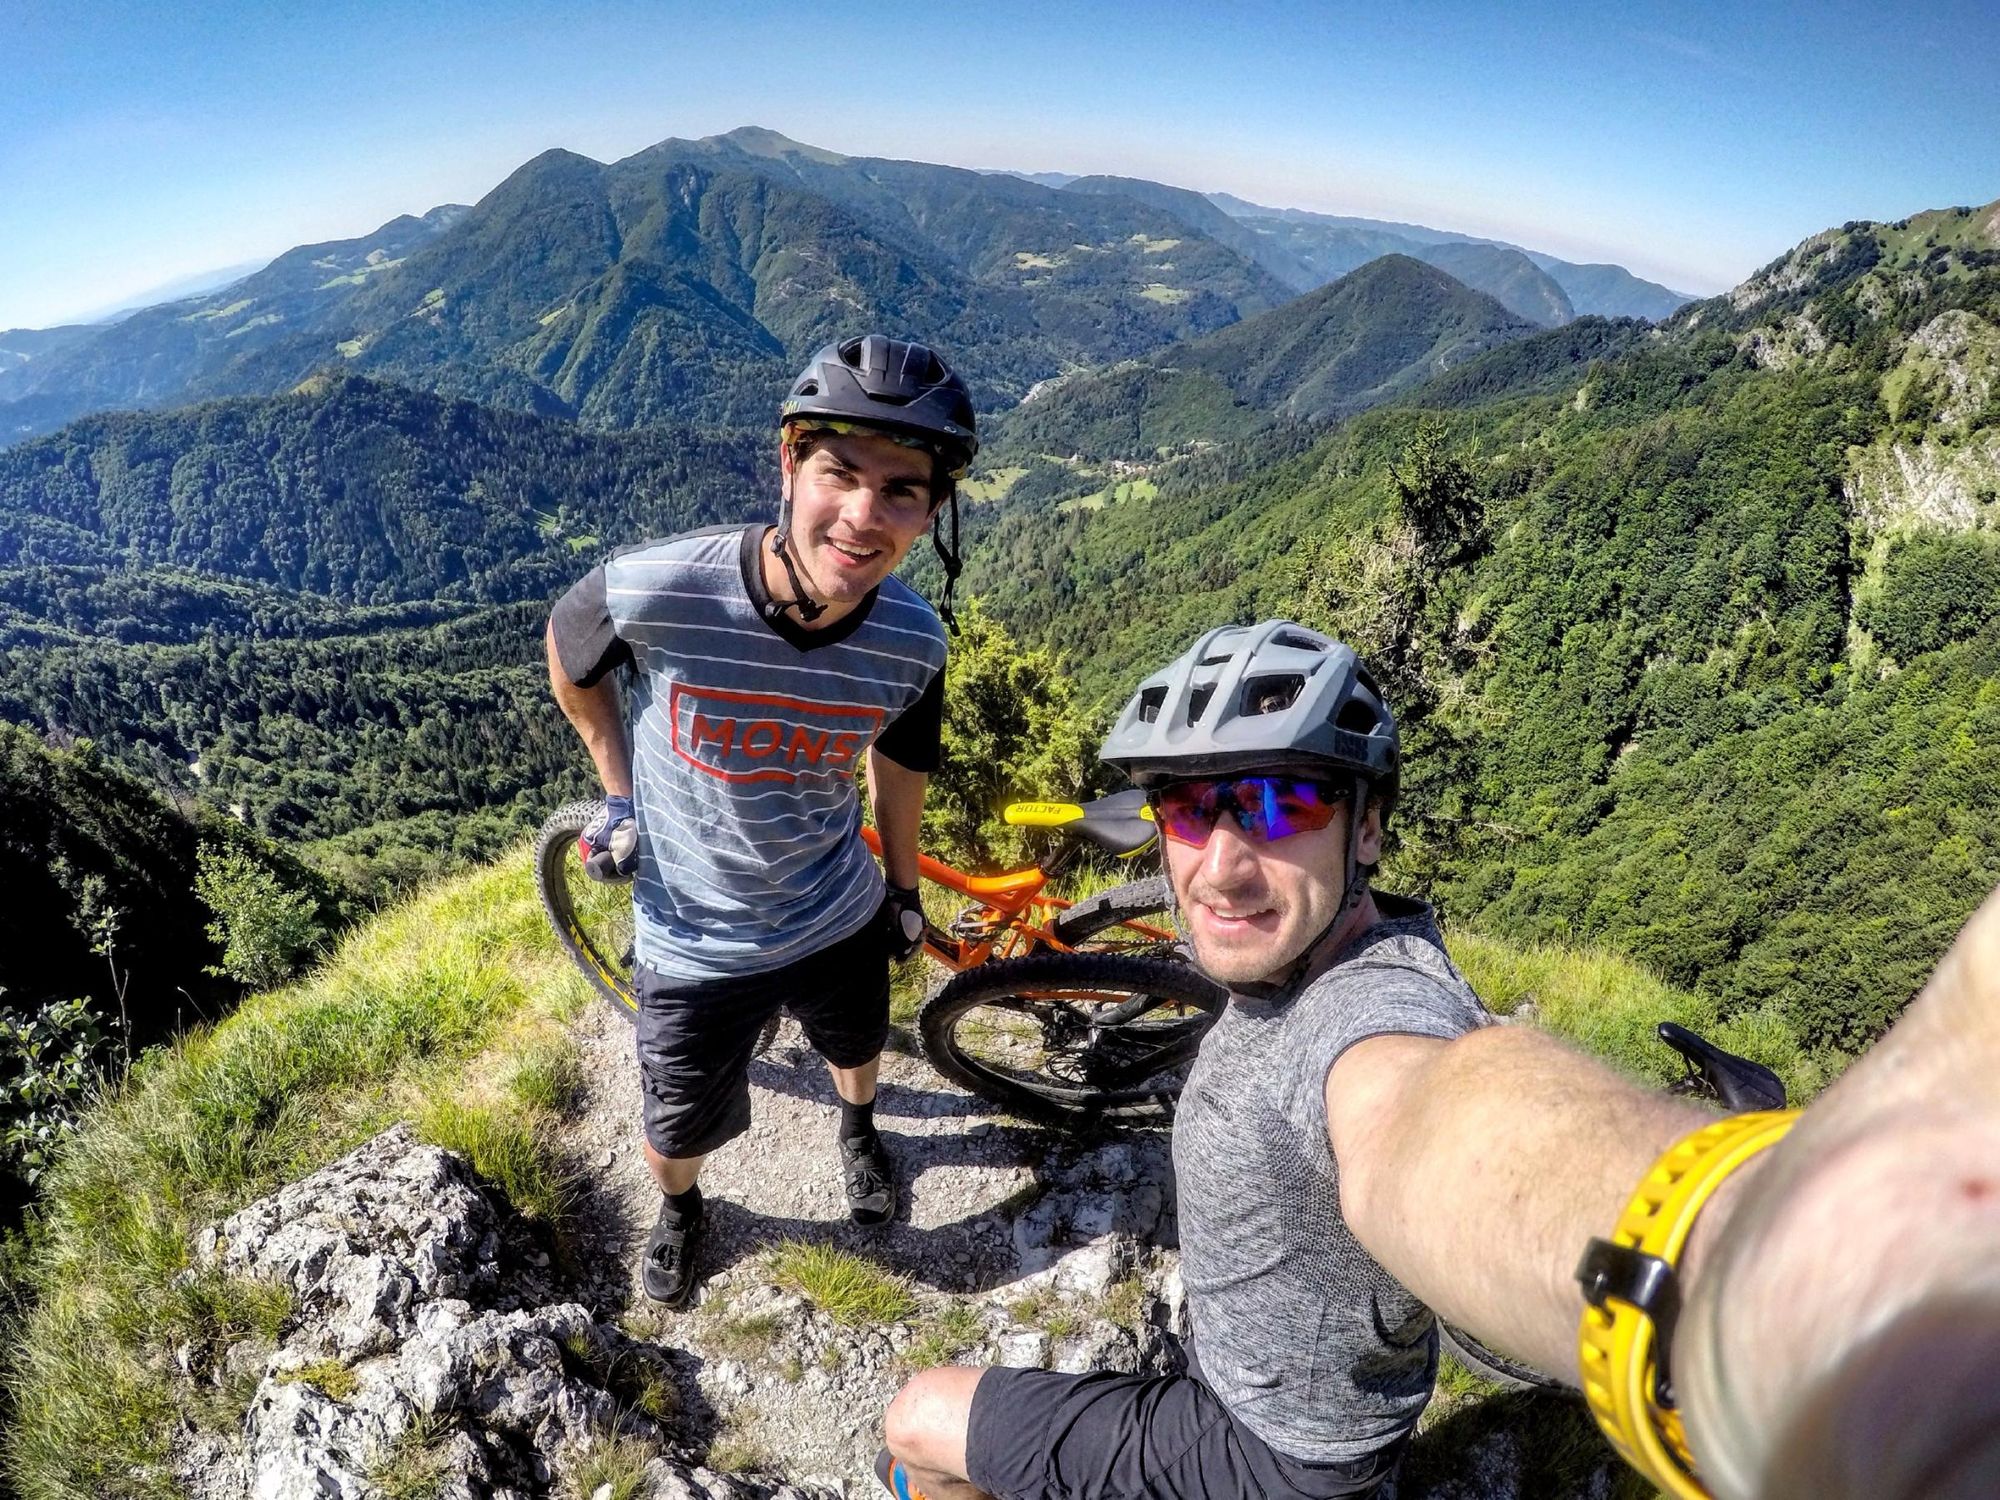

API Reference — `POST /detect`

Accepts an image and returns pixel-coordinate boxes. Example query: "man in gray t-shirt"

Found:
[1172,893,1491,1466]
[878,622,1488,1499]
[880,620,2000,1500]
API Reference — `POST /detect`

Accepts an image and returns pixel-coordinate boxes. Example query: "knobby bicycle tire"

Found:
[1049,873,1179,957]
[918,953,1223,1123]
[534,800,639,1022]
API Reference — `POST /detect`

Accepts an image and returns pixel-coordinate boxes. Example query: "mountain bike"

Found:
[532,790,1215,1122]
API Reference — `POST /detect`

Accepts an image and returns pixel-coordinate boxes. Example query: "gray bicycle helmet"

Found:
[771,334,977,631]
[1102,621,1400,984]
[1100,620,1399,806]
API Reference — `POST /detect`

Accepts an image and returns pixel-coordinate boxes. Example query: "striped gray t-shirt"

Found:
[1172,895,1494,1463]
[551,525,946,981]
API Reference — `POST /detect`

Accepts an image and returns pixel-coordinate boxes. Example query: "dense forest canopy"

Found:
[1,192,1996,1079]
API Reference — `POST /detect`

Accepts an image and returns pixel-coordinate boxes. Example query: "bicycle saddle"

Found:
[1004,789,1159,858]
[1657,1022,1788,1112]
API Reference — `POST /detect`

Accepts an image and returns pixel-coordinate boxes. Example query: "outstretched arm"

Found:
[1328,891,2000,1500]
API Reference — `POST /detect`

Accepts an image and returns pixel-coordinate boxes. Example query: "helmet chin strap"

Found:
[765,479,826,624]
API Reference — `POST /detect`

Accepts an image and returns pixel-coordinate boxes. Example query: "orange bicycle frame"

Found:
[859,826,1088,972]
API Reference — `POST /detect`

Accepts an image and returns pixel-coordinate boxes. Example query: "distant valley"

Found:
[1,123,1996,1068]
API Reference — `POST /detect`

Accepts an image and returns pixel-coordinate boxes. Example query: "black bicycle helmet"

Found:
[1100,620,1399,811]
[781,335,978,476]
[770,334,978,631]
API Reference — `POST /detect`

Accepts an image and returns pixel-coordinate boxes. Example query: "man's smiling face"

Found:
[776,429,938,617]
[1161,791,1382,986]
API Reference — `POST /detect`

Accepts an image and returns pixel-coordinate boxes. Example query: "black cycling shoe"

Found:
[642,1194,705,1308]
[840,1133,897,1226]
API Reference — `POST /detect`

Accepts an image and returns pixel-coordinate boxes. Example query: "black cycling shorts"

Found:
[633,919,890,1159]
[963,1350,1401,1500]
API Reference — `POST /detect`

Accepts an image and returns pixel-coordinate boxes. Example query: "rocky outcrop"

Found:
[176,1126,833,1500]
[173,1020,1625,1499]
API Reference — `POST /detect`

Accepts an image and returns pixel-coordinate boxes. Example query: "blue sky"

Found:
[3,0,1997,330]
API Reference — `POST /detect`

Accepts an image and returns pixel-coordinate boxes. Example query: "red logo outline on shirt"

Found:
[668,682,884,784]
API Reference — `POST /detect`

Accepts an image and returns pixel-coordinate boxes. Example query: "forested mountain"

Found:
[1,727,235,1031]
[6,175,1997,1070]
[1060,174,1323,291]
[0,376,779,892]
[1412,243,1574,326]
[989,256,1534,459]
[0,324,96,374]
[0,209,469,441]
[0,129,1294,445]
[0,374,767,604]
[963,196,2000,1052]
[1206,192,1693,320]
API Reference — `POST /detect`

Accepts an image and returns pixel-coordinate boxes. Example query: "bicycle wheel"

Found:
[534,800,639,1021]
[533,800,794,1059]
[918,953,1222,1123]
[1049,873,1180,958]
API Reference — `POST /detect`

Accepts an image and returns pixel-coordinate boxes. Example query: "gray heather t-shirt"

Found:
[1171,894,1494,1464]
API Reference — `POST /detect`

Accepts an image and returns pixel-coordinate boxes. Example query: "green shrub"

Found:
[0,998,106,1185]
[195,843,327,991]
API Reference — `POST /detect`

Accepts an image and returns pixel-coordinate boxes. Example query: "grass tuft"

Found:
[706,1417,772,1475]
[506,1034,586,1119]
[1100,1276,1147,1332]
[703,1310,784,1364]
[279,1357,359,1403]
[562,1432,659,1500]
[417,1094,579,1226]
[1006,1286,1055,1326]
[768,1240,916,1326]
[369,1411,456,1500]
[903,1301,984,1368]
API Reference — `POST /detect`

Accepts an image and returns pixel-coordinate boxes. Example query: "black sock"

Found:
[662,1183,702,1223]
[840,1095,877,1143]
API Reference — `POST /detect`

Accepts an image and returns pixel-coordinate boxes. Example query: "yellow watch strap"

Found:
[1577,1108,1801,1500]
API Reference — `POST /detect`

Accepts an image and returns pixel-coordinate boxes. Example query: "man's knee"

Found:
[886,1365,984,1472]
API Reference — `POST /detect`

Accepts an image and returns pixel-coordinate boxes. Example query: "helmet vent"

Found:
[1243,675,1303,716]
[1137,686,1166,724]
[1187,685,1214,723]
[1336,700,1382,734]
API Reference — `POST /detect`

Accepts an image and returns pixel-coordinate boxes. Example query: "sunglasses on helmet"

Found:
[1150,776,1345,848]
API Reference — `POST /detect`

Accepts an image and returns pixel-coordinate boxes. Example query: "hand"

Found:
[879,883,926,962]
[578,795,639,883]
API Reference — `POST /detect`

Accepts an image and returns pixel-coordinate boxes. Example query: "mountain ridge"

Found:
[1204,189,1693,320]
[991,254,1536,460]
[0,127,1689,446]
